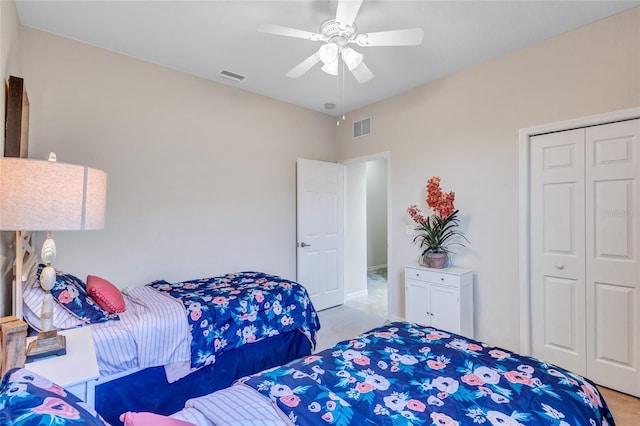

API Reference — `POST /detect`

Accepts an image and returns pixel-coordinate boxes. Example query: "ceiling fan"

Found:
[258,0,424,84]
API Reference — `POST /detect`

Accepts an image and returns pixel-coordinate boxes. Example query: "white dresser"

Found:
[404,265,474,338]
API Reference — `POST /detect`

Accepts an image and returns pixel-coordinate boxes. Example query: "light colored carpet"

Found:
[315,304,387,352]
[315,266,388,352]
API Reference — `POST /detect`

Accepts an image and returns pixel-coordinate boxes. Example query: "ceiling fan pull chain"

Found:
[341,60,346,123]
[337,59,343,127]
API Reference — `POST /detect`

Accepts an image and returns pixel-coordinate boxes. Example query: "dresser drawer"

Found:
[405,268,460,286]
[65,382,87,402]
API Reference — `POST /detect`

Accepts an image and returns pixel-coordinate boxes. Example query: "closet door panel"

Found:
[593,180,633,259]
[586,119,640,396]
[594,283,634,366]
[543,276,580,353]
[531,129,586,375]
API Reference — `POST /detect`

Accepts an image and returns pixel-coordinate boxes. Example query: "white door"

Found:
[585,119,640,396]
[530,119,640,396]
[531,129,587,375]
[296,158,344,311]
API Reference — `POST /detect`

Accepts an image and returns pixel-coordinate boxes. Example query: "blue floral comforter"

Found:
[0,368,108,425]
[150,271,320,369]
[239,322,615,426]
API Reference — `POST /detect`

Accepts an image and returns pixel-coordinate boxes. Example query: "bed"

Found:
[1,322,615,426]
[21,265,320,425]
[164,321,615,426]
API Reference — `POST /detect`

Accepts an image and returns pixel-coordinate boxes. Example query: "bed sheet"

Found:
[90,285,190,376]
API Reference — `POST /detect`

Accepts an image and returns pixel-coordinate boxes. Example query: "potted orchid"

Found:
[407,176,468,268]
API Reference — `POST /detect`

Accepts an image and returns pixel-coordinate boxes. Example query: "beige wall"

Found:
[8,5,640,351]
[344,161,367,297]
[335,7,640,351]
[0,0,22,316]
[19,26,335,288]
[366,159,387,268]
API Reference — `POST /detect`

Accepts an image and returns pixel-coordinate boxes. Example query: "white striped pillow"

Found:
[180,384,290,425]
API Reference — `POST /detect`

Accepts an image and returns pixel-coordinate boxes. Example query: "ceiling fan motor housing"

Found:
[321,19,357,45]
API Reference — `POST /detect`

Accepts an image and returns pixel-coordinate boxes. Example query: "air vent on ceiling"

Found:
[353,117,371,138]
[218,69,246,83]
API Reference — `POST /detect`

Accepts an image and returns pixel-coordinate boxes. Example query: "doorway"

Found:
[343,154,389,318]
[311,152,391,351]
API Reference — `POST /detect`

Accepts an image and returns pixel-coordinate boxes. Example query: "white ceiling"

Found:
[15,1,639,116]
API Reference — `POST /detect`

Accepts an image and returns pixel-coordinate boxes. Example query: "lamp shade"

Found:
[0,157,107,231]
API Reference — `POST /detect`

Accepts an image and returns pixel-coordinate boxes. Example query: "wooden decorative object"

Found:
[4,75,29,158]
[3,76,29,320]
[0,316,28,376]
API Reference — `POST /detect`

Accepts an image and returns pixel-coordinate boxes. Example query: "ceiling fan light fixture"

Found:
[321,60,338,76]
[341,47,363,71]
[259,0,424,84]
[318,42,339,64]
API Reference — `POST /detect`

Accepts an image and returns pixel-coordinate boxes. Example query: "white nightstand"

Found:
[25,326,99,406]
[405,265,474,338]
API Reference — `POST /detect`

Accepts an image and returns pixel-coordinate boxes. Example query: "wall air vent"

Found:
[218,69,246,83]
[353,117,372,138]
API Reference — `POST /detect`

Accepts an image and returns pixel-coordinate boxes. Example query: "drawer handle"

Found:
[440,277,444,281]
[555,264,564,270]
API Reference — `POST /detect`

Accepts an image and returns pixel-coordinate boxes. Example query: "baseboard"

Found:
[367,264,388,271]
[346,289,368,299]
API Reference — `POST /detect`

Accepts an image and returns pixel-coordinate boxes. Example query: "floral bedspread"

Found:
[0,368,107,425]
[239,321,615,426]
[150,271,320,369]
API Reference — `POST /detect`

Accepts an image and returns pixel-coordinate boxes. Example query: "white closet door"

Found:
[531,129,586,375]
[585,119,640,396]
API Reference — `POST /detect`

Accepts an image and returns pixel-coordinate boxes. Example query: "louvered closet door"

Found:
[531,129,587,375]
[585,119,640,396]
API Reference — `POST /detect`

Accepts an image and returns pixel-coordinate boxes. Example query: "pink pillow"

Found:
[86,275,126,313]
[119,412,194,426]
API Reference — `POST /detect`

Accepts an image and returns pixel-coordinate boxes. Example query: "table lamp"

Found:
[0,153,106,359]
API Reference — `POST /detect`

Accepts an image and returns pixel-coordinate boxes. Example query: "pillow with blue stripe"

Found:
[0,368,108,425]
[37,264,119,324]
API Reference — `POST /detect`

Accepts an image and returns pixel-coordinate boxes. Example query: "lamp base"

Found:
[26,330,66,362]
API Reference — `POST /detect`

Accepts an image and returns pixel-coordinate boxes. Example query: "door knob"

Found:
[299,242,311,248]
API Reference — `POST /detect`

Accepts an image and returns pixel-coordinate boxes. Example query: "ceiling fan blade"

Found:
[286,53,321,78]
[350,61,374,84]
[258,24,324,41]
[335,0,363,28]
[355,28,424,47]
